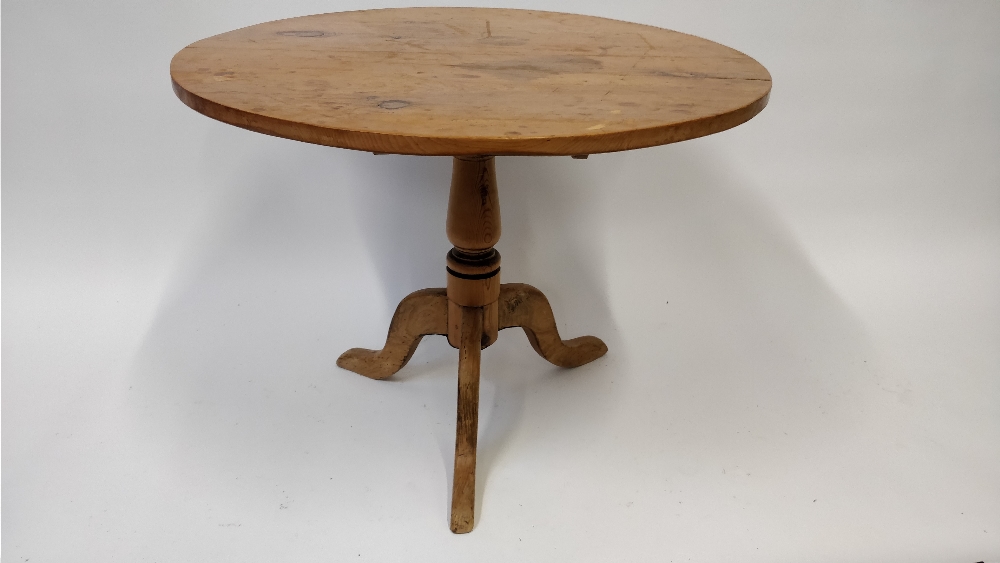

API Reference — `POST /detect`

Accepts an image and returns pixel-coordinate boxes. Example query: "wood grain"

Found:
[170,7,771,156]
[499,283,608,368]
[450,306,483,534]
[336,288,448,379]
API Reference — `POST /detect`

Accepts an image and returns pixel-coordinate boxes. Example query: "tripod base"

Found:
[337,283,607,532]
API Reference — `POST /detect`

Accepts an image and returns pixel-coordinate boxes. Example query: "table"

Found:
[170,7,771,533]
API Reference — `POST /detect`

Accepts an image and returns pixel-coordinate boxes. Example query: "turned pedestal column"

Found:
[337,156,608,533]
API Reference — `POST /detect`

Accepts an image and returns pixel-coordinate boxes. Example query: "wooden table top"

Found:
[170,8,771,156]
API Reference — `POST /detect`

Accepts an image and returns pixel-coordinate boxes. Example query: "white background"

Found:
[3,1,998,561]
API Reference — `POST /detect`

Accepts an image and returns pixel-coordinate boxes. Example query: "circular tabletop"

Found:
[170,8,771,156]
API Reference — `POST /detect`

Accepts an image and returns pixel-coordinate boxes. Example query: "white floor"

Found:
[4,1,999,561]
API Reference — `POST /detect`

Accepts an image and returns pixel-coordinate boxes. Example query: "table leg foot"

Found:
[336,288,448,380]
[450,305,482,534]
[499,283,608,368]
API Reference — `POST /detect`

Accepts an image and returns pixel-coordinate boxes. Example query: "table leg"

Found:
[450,305,483,533]
[336,288,449,380]
[498,283,608,368]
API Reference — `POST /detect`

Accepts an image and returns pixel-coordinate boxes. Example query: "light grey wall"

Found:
[3,1,998,561]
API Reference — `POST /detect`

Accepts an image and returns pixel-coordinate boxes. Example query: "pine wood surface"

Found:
[170,7,771,156]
